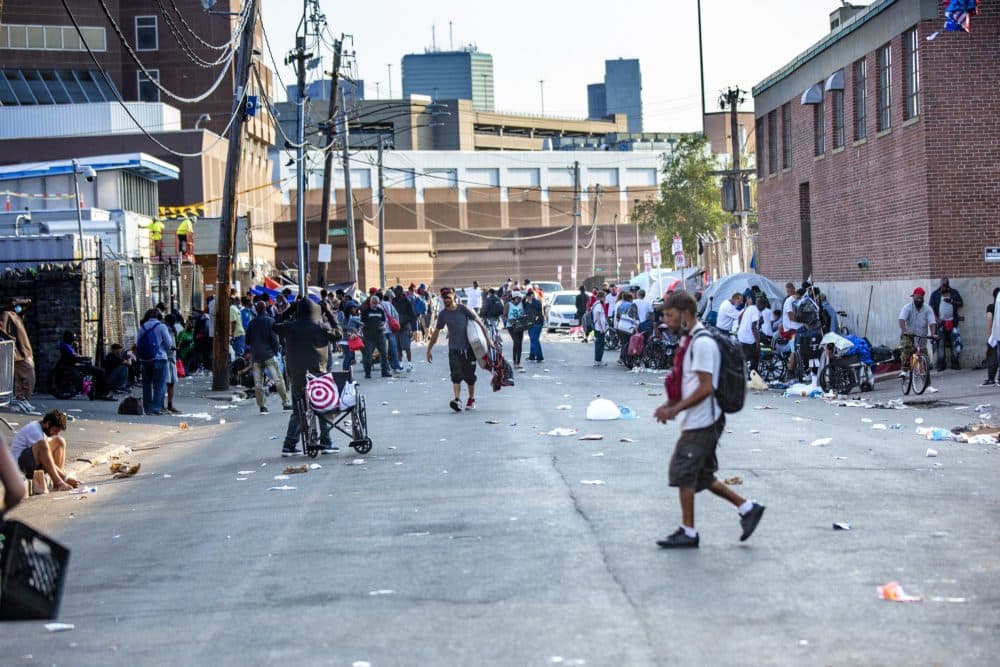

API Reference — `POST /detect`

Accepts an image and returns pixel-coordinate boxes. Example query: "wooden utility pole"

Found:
[721,86,747,272]
[340,87,358,286]
[317,38,343,287]
[211,0,258,391]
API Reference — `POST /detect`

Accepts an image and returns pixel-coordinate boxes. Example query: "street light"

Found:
[194,113,211,129]
[71,159,96,357]
[14,211,31,236]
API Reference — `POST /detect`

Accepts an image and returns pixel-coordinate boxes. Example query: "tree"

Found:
[632,134,731,263]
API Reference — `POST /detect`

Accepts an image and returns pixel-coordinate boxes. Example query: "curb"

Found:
[66,442,130,480]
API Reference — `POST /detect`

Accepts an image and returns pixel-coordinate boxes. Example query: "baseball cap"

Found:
[511,290,523,298]
[912,287,926,297]
[369,287,378,294]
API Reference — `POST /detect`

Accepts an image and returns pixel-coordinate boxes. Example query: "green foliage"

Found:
[632,134,730,260]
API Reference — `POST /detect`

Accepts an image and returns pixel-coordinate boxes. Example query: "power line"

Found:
[153,0,238,68]
[164,0,244,51]
[387,197,575,242]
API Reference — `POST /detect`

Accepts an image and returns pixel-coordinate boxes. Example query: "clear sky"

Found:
[259,0,839,132]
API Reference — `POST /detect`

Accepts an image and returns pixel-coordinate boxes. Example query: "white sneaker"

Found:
[406,363,413,372]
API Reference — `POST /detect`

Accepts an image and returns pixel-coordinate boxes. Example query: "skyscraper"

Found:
[587,59,643,132]
[401,48,494,111]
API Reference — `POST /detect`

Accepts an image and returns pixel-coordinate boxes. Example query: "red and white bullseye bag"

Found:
[306,372,339,413]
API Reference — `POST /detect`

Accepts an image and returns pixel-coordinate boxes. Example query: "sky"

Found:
[259,1,839,133]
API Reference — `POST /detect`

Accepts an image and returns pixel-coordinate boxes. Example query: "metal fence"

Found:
[0,339,14,409]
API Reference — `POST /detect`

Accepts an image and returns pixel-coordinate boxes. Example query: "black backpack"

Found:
[693,328,746,414]
[118,395,143,415]
[794,298,821,330]
[483,295,504,319]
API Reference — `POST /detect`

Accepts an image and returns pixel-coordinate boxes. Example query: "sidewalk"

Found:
[864,365,998,406]
[0,371,257,482]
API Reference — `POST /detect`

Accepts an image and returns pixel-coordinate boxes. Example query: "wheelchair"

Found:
[299,370,372,458]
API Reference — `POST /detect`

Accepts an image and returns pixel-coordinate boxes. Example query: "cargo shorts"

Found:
[668,416,726,492]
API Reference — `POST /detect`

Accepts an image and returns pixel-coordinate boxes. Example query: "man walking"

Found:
[591,290,609,367]
[245,301,292,414]
[0,298,36,413]
[136,309,173,415]
[653,291,765,548]
[466,280,483,312]
[426,288,491,412]
[274,298,342,456]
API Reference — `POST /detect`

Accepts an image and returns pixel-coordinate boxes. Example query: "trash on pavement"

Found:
[618,404,638,420]
[578,434,604,440]
[877,581,922,602]
[809,438,832,447]
[914,418,925,424]
[753,405,776,410]
[44,623,75,632]
[283,465,308,475]
[723,476,743,485]
[349,459,366,465]
[580,480,606,485]
[926,386,939,393]
[556,405,572,410]
[862,418,873,423]
[112,463,141,478]
[179,422,189,430]
[547,427,578,437]
[237,470,255,475]
[309,463,322,470]
[833,523,852,530]
[929,596,968,603]
[925,448,938,458]
[485,419,501,424]
[368,589,395,596]
[586,398,620,421]
[916,427,954,441]
[268,485,297,491]
[619,437,635,443]
[871,423,888,430]
[784,383,823,398]
[746,371,768,391]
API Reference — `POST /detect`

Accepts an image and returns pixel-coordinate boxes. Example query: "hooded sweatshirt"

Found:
[274,298,342,390]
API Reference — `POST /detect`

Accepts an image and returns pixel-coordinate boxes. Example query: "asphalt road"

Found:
[2,335,998,666]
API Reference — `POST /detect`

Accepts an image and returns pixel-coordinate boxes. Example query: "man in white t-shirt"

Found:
[653,291,765,549]
[634,289,654,329]
[715,293,743,333]
[466,281,483,312]
[736,296,763,373]
[9,410,79,492]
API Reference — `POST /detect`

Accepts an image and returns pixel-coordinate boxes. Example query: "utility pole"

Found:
[697,0,706,136]
[317,37,343,287]
[633,198,641,276]
[386,63,392,98]
[539,80,545,116]
[340,86,358,286]
[291,29,311,298]
[571,160,580,287]
[211,0,258,391]
[377,138,386,288]
[590,184,602,276]
[721,86,747,271]
[612,213,620,283]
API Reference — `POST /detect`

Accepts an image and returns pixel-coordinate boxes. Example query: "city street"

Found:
[2,336,998,666]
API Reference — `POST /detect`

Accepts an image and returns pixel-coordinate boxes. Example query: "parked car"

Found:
[530,281,563,307]
[545,291,580,333]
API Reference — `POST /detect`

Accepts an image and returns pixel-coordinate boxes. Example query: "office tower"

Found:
[401,47,494,111]
[604,58,643,133]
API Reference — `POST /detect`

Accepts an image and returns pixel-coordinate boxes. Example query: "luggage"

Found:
[117,395,143,415]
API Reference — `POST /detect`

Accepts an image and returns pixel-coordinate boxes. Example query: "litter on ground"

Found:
[877,581,922,602]
[547,427,578,437]
[580,480,606,485]
[578,434,604,441]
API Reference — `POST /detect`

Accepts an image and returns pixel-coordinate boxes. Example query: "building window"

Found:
[135,16,157,52]
[832,90,845,149]
[877,44,891,131]
[767,110,777,175]
[903,28,920,120]
[814,88,825,156]
[755,118,764,177]
[853,58,867,140]
[781,103,792,168]
[137,68,159,102]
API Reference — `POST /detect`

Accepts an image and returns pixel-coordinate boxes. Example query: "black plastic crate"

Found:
[0,520,71,620]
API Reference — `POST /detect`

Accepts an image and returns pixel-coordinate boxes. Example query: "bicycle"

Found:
[901,333,936,395]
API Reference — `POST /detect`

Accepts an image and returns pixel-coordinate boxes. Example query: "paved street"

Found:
[2,336,999,666]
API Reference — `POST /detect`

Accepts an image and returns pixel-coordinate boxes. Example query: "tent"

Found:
[697,272,784,316]
[629,267,703,297]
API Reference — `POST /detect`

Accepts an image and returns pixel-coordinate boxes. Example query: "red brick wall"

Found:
[756,4,999,283]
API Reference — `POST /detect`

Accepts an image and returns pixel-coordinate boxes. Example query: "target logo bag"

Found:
[306,372,340,413]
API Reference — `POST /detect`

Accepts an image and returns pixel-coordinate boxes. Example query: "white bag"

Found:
[615,315,638,334]
[338,380,357,410]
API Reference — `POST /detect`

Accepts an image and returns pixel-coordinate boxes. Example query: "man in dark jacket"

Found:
[0,298,36,413]
[929,277,963,371]
[575,286,588,325]
[245,301,291,414]
[274,298,342,455]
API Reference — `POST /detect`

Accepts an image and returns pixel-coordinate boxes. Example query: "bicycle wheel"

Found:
[759,353,786,383]
[912,355,931,395]
[298,397,320,458]
[900,361,913,395]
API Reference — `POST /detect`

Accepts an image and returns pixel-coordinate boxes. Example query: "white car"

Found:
[545,291,581,332]
[530,281,564,308]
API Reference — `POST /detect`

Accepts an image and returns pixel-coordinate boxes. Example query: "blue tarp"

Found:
[844,334,873,366]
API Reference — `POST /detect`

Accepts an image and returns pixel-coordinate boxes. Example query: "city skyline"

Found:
[261,0,837,132]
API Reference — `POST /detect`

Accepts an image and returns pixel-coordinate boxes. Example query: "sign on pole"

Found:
[643,250,652,273]
[650,238,662,268]
[317,243,332,264]
[557,265,563,282]
[671,235,683,254]
[674,252,686,269]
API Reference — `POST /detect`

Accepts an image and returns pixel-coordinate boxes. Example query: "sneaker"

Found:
[465,398,476,411]
[898,370,909,379]
[656,527,699,549]
[449,399,462,413]
[282,404,293,411]
[281,446,300,457]
[21,400,37,412]
[980,379,996,387]
[320,444,340,455]
[166,406,181,414]
[739,503,766,542]
[381,372,393,378]
[406,363,413,373]
[260,405,269,414]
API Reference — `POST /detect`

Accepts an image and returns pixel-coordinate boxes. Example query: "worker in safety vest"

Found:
[147,218,164,258]
[176,216,195,258]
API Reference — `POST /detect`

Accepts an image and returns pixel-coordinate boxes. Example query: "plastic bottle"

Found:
[925,427,953,441]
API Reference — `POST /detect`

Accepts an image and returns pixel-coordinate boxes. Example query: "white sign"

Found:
[674,252,686,269]
[317,243,332,264]
[643,250,652,273]
[986,247,1000,263]
[570,267,577,284]
[557,265,563,281]
[671,235,683,254]
[650,238,662,267]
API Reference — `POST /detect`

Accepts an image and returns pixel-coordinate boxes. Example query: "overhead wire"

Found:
[153,0,239,68]
[60,0,247,158]
[165,0,244,51]
[387,198,575,242]
[96,0,245,104]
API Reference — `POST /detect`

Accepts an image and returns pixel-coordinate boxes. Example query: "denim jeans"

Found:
[232,335,246,357]
[386,330,403,371]
[363,332,390,376]
[594,331,605,362]
[141,359,168,414]
[252,356,289,409]
[528,324,543,360]
[284,386,333,448]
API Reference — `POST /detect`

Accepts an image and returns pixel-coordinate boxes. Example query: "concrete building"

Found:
[274,150,669,288]
[588,59,643,133]
[752,0,1000,350]
[401,47,495,112]
[702,111,756,158]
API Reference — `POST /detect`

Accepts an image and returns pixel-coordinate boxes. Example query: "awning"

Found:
[824,69,845,91]
[800,83,823,105]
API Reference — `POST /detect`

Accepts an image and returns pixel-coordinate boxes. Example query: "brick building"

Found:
[753,0,999,350]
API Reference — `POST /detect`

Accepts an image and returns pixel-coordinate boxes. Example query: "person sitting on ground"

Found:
[56,331,113,399]
[102,343,131,391]
[9,410,80,492]
[274,297,342,456]
[1,431,26,511]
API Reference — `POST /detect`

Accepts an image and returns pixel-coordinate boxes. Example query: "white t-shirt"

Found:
[591,301,609,333]
[634,298,653,325]
[681,324,721,431]
[761,308,776,337]
[736,304,762,345]
[716,300,740,332]
[466,288,482,310]
[10,420,45,461]
[782,295,797,332]
[938,297,954,322]
[604,292,616,310]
